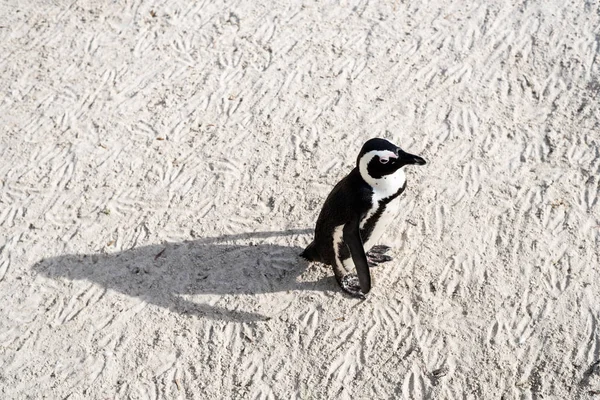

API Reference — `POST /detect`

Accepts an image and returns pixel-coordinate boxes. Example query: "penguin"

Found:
[301,138,426,298]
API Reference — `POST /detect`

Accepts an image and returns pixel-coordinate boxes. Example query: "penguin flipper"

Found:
[342,219,371,295]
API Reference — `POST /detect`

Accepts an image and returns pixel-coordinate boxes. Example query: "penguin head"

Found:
[357,138,426,184]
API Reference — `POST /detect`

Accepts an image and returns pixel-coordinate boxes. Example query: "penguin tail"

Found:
[300,241,321,262]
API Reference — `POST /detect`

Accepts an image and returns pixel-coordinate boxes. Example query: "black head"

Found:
[357,138,426,180]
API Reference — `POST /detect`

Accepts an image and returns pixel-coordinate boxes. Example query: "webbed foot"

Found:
[340,274,366,299]
[367,245,393,267]
[368,245,391,255]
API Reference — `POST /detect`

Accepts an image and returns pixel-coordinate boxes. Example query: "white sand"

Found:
[1,0,599,398]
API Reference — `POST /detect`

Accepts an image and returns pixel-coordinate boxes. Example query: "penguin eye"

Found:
[379,157,389,164]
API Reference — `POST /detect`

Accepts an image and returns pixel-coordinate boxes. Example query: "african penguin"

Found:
[301,138,426,298]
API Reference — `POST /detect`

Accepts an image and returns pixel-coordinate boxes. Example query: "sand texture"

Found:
[1,0,600,398]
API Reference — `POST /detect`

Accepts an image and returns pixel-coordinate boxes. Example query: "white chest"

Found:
[361,196,400,251]
[369,168,406,199]
[341,163,407,267]
[341,196,400,268]
[359,167,406,238]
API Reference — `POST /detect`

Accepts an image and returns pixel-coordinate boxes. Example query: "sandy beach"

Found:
[1,0,599,398]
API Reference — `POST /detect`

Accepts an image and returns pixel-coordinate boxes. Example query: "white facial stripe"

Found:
[359,149,406,199]
[375,150,397,159]
[358,150,397,185]
[382,157,397,164]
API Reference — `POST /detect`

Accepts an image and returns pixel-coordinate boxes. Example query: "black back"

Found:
[305,168,373,265]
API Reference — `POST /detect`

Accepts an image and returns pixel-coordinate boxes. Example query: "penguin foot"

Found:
[340,274,366,299]
[367,253,393,266]
[369,245,391,255]
[367,246,393,267]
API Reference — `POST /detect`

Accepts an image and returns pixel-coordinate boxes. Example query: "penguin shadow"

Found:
[33,229,332,323]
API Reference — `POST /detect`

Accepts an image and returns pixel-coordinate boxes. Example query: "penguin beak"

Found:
[398,149,426,166]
